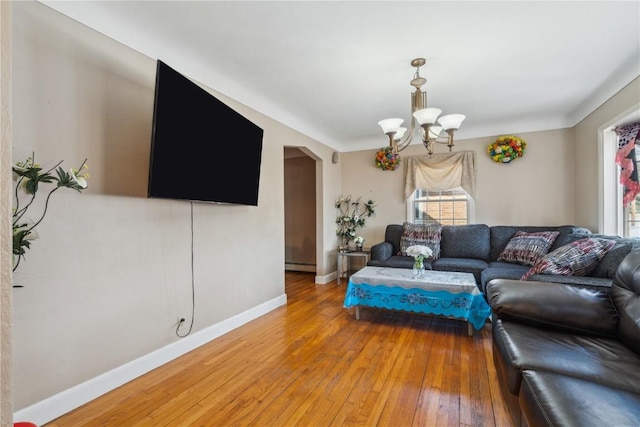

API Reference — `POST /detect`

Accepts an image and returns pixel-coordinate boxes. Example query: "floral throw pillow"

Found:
[497,231,560,266]
[399,222,442,260]
[521,238,617,281]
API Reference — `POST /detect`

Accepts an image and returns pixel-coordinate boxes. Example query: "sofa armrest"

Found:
[370,242,394,261]
[486,279,619,336]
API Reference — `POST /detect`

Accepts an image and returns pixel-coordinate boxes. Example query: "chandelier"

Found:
[378,58,465,157]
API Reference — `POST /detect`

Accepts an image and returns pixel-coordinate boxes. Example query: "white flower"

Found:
[406,245,433,258]
[70,169,88,188]
[354,236,364,245]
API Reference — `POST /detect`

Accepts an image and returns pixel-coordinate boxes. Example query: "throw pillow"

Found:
[521,238,617,281]
[497,231,560,266]
[399,222,442,260]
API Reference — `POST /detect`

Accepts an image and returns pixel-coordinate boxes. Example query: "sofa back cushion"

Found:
[440,224,490,261]
[489,225,591,262]
[613,249,640,353]
[593,241,634,278]
[384,224,404,256]
[488,280,619,337]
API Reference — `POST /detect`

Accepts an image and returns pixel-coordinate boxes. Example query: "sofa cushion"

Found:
[440,224,491,261]
[367,255,416,269]
[549,228,593,251]
[497,231,560,266]
[369,241,395,263]
[592,242,633,279]
[383,224,404,257]
[492,319,640,395]
[488,261,530,269]
[481,265,530,293]
[519,370,640,427]
[521,238,616,280]
[488,279,619,337]
[525,274,613,289]
[399,222,442,260]
[482,266,613,294]
[432,257,488,284]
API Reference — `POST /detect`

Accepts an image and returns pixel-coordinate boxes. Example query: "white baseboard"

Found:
[315,271,337,284]
[284,263,316,272]
[13,294,288,426]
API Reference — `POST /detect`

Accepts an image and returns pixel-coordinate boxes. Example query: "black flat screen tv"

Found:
[148,60,263,206]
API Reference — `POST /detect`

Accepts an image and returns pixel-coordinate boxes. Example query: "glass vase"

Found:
[413,258,424,277]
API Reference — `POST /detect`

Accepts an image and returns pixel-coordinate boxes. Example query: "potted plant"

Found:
[335,195,375,251]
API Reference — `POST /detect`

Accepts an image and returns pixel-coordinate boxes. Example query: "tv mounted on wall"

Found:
[148,60,263,206]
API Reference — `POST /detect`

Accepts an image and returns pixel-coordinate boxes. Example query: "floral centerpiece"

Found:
[12,153,89,273]
[354,236,365,250]
[335,195,376,250]
[375,147,400,171]
[487,135,526,163]
[406,245,433,276]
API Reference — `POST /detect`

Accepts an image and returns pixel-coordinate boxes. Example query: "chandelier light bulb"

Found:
[412,108,442,125]
[438,114,466,131]
[394,127,408,140]
[428,125,443,138]
[378,118,404,134]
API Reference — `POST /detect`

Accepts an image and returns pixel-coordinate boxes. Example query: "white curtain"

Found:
[404,151,476,200]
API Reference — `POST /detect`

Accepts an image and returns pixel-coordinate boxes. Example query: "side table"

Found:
[337,249,370,285]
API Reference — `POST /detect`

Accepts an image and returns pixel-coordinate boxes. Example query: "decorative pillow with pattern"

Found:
[521,238,617,281]
[497,231,560,266]
[399,222,442,260]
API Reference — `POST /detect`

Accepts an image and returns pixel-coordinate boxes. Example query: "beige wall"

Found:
[1,1,13,424]
[11,2,339,412]
[341,128,577,244]
[574,77,640,231]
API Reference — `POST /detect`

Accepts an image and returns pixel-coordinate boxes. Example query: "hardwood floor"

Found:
[46,271,512,426]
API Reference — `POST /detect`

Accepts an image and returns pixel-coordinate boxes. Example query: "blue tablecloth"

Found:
[344,281,491,330]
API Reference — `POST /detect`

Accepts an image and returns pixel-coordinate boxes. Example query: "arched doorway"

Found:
[284,147,317,273]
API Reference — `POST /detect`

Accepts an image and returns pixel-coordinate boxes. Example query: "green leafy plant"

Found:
[12,153,89,272]
[335,195,376,248]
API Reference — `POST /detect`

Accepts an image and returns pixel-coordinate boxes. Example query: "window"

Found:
[623,149,640,238]
[407,187,472,225]
[600,109,640,237]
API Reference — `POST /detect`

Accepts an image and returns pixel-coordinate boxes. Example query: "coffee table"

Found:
[343,266,491,335]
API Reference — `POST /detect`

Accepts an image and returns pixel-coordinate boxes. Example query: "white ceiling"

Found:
[39,1,640,152]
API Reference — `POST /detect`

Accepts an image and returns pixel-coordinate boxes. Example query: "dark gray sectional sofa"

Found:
[368,223,638,293]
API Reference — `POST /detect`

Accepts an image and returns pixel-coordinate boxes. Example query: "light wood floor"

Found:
[46,271,512,427]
